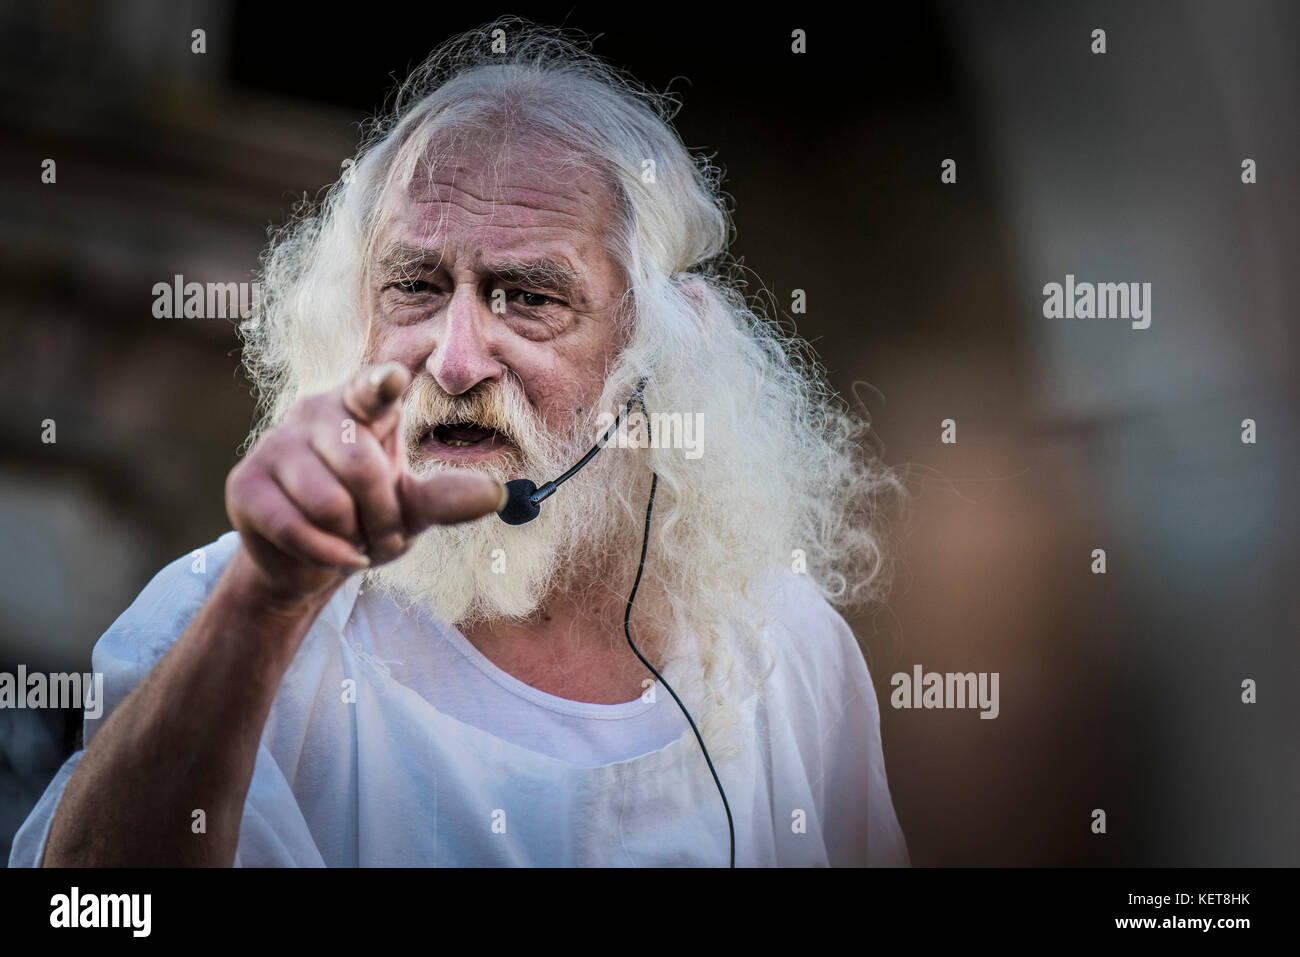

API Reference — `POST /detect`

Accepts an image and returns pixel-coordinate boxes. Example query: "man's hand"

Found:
[45,362,506,867]
[226,362,505,602]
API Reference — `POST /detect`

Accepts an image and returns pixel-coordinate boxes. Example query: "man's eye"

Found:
[514,290,558,308]
[388,279,432,293]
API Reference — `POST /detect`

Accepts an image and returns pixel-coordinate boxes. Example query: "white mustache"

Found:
[402,380,526,450]
[398,377,591,478]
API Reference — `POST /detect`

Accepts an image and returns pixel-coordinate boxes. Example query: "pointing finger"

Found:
[399,470,508,534]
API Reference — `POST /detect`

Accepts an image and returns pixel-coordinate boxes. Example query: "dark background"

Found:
[1,0,1296,865]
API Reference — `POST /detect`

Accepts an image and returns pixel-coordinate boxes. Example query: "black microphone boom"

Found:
[496,378,646,526]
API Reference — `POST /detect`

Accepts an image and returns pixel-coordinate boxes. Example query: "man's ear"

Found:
[675,274,708,317]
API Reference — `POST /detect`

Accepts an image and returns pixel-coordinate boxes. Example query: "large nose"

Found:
[427,281,502,395]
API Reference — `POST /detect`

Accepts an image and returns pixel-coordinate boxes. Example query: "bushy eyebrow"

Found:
[372,243,585,302]
[373,242,443,277]
[486,257,583,300]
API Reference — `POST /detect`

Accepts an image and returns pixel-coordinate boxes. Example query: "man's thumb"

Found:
[399,470,508,534]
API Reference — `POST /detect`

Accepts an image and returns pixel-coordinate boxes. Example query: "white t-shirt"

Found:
[9,531,909,867]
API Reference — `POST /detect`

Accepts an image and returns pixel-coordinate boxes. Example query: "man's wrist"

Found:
[220,546,342,645]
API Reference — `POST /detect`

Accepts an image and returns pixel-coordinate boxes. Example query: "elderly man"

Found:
[11,22,908,867]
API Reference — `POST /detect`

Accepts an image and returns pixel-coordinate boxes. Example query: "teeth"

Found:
[444,439,475,447]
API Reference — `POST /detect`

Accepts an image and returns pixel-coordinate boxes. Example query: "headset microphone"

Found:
[492,375,737,867]
[497,377,648,526]
[497,479,543,525]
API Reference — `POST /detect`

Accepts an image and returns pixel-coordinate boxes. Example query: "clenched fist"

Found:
[226,362,506,602]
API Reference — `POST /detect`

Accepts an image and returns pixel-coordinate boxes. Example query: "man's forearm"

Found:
[43,548,337,866]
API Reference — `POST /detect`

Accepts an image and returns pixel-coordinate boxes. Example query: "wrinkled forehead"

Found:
[371,128,620,252]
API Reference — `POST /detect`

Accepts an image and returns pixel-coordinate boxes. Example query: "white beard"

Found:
[363,376,642,628]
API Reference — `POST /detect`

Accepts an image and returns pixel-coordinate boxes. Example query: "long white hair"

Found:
[240,19,900,752]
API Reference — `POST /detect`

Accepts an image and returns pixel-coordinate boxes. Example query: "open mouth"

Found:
[420,422,514,460]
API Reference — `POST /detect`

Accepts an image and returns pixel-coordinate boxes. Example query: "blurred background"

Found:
[1,0,1296,865]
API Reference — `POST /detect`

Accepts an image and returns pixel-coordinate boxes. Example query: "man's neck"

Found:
[459,585,666,705]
